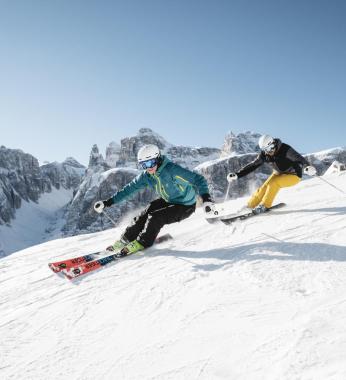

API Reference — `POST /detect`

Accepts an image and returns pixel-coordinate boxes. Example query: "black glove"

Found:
[201,193,213,203]
[103,198,114,207]
[201,193,216,215]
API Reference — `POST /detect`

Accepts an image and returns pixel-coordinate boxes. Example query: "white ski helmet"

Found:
[258,135,275,152]
[137,144,161,163]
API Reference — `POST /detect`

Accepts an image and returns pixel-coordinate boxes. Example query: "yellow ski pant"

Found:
[247,173,300,209]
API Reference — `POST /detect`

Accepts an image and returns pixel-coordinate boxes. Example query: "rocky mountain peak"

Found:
[118,128,169,166]
[105,142,121,168]
[63,157,85,169]
[0,147,42,224]
[88,145,109,173]
[221,131,261,157]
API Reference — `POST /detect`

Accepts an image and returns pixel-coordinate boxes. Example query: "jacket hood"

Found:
[274,138,282,151]
[155,155,170,175]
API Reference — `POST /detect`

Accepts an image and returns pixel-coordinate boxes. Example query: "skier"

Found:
[226,135,317,214]
[94,144,215,255]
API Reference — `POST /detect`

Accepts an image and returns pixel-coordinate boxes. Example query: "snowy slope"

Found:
[0,187,73,256]
[1,173,346,380]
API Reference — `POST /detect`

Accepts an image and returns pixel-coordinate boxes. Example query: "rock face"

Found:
[165,145,220,169]
[196,153,270,200]
[87,145,110,175]
[114,128,220,169]
[63,168,154,235]
[0,146,43,224]
[63,166,153,236]
[41,157,86,192]
[0,146,85,225]
[221,131,262,157]
[63,142,157,235]
[117,128,169,167]
[105,142,121,168]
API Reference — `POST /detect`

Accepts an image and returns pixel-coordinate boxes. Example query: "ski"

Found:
[48,251,104,273]
[205,212,234,224]
[53,233,173,279]
[48,233,172,274]
[220,203,286,225]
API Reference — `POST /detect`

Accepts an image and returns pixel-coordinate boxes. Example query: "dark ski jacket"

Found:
[236,139,309,178]
[111,156,210,206]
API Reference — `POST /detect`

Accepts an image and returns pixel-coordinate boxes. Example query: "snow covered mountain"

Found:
[1,130,345,256]
[0,146,42,225]
[61,128,221,236]
[40,157,86,190]
[1,171,346,379]
[114,127,220,169]
[220,131,262,157]
[0,146,85,255]
[197,145,346,200]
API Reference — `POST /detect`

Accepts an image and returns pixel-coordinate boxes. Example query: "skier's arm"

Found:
[172,164,210,197]
[286,147,309,177]
[110,173,148,204]
[236,153,265,178]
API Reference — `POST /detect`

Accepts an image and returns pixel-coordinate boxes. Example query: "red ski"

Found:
[50,233,173,278]
[62,251,129,280]
[48,251,104,273]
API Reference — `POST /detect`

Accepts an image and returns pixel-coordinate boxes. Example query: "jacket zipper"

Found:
[153,174,169,201]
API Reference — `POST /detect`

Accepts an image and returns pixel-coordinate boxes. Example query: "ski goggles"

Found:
[263,142,276,153]
[139,158,158,169]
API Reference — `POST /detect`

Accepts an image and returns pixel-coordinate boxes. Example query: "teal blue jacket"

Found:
[111,156,210,206]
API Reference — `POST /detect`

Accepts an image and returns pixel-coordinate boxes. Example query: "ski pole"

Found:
[224,182,231,202]
[316,176,346,195]
[102,209,118,226]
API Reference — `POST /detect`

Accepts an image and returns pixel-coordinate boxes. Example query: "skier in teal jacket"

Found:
[94,144,214,255]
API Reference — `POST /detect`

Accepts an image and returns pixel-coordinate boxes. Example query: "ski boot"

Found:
[106,237,129,252]
[252,204,268,215]
[117,240,144,257]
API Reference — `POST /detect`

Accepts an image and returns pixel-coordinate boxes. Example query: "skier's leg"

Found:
[137,203,196,247]
[247,174,275,208]
[122,198,168,242]
[261,174,300,208]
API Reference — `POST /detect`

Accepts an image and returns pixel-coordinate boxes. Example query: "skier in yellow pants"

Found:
[227,135,317,214]
[247,172,300,209]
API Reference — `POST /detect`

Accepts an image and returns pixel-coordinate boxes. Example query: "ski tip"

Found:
[48,263,60,273]
[61,268,78,280]
[205,217,220,224]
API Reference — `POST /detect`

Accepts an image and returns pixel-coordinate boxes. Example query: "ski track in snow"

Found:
[1,173,346,380]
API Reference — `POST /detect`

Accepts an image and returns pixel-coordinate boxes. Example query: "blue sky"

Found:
[0,0,345,165]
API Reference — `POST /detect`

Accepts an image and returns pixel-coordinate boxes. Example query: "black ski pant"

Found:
[122,198,196,247]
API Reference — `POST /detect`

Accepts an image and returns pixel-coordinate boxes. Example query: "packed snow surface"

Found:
[1,173,346,380]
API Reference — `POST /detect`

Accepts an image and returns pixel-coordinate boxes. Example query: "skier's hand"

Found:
[201,193,218,216]
[103,198,114,207]
[227,173,238,182]
[94,201,104,213]
[304,166,317,176]
[203,201,217,215]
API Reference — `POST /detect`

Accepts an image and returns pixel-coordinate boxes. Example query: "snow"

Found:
[324,161,346,176]
[305,147,345,157]
[1,173,346,379]
[100,167,139,181]
[0,187,72,256]
[195,153,248,170]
